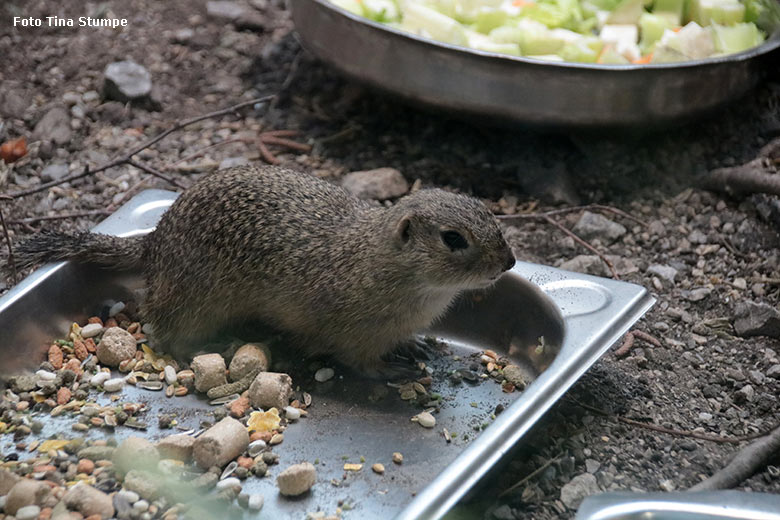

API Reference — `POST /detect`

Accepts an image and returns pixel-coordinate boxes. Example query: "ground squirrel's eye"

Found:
[441,230,469,251]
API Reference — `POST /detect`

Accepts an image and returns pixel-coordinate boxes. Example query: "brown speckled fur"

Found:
[15,166,515,373]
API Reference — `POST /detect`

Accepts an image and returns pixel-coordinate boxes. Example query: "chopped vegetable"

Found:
[330,0,768,63]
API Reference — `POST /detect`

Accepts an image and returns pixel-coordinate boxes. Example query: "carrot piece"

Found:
[632,53,653,64]
[512,0,535,7]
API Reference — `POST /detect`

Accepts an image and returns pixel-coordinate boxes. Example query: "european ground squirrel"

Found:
[16,165,515,375]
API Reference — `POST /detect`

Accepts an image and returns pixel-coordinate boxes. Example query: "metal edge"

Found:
[575,491,780,520]
[395,274,655,519]
[293,0,780,72]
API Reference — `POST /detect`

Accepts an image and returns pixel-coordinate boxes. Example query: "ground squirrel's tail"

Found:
[13,231,146,271]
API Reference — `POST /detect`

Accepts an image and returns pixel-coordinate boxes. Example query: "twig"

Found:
[498,203,648,228]
[126,159,187,189]
[0,195,17,284]
[260,135,312,152]
[4,96,274,199]
[701,137,780,197]
[498,455,562,498]
[632,330,662,347]
[614,332,635,358]
[542,215,619,279]
[9,210,113,225]
[163,137,247,170]
[574,399,777,444]
[690,424,780,490]
[257,139,279,165]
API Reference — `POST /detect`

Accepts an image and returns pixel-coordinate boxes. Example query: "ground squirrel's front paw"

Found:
[391,336,441,362]
[355,359,424,381]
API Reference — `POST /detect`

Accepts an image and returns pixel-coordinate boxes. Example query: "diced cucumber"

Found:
[639,12,675,51]
[363,0,402,21]
[652,0,685,24]
[710,22,764,53]
[559,38,604,61]
[691,0,745,25]
[474,8,509,32]
[598,45,631,62]
[521,2,571,27]
[331,0,364,16]
[400,0,469,45]
[656,21,715,57]
[607,0,646,24]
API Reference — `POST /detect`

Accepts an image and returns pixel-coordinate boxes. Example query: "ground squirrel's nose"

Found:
[504,251,515,272]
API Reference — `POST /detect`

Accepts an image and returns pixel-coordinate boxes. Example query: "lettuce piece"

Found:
[521,2,572,27]
[400,0,469,45]
[710,22,765,52]
[467,29,522,53]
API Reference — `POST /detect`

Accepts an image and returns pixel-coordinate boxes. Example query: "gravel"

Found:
[276,462,316,496]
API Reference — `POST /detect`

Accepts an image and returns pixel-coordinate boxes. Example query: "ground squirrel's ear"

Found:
[394,214,413,247]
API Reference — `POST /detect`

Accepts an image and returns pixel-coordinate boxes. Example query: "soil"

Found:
[1,0,780,518]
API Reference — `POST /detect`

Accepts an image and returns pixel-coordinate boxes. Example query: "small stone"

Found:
[269,433,284,445]
[284,406,301,420]
[62,483,115,518]
[733,301,780,339]
[5,479,51,515]
[647,264,678,284]
[164,366,178,385]
[77,459,95,474]
[248,494,264,510]
[767,364,780,379]
[216,477,242,491]
[81,323,104,338]
[372,463,385,474]
[392,452,403,464]
[113,437,160,475]
[502,365,529,389]
[0,468,21,494]
[96,327,136,366]
[681,288,712,302]
[77,446,116,461]
[560,473,600,510]
[103,378,125,392]
[134,499,150,512]
[207,0,246,20]
[193,417,250,469]
[123,470,159,500]
[117,490,140,504]
[314,367,335,382]
[248,440,267,457]
[15,505,41,520]
[191,354,228,393]
[572,211,626,243]
[41,163,70,183]
[341,167,409,200]
[103,61,152,103]
[90,372,111,387]
[108,301,126,317]
[248,372,293,410]
[492,504,514,520]
[698,412,713,421]
[276,462,316,496]
[659,479,676,492]
[33,106,72,145]
[734,384,755,404]
[559,255,609,277]
[229,343,272,381]
[156,434,195,461]
[585,459,601,473]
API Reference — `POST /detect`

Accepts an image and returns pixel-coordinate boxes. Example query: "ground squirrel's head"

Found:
[389,189,515,289]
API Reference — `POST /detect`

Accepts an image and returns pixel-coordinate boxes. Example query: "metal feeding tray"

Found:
[290,0,780,127]
[0,190,654,519]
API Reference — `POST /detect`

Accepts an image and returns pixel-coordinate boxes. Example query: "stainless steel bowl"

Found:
[290,0,780,127]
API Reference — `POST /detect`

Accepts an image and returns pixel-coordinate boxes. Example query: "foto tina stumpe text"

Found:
[13,16,128,28]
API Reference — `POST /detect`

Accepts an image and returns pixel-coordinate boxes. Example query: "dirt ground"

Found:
[1,0,780,518]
